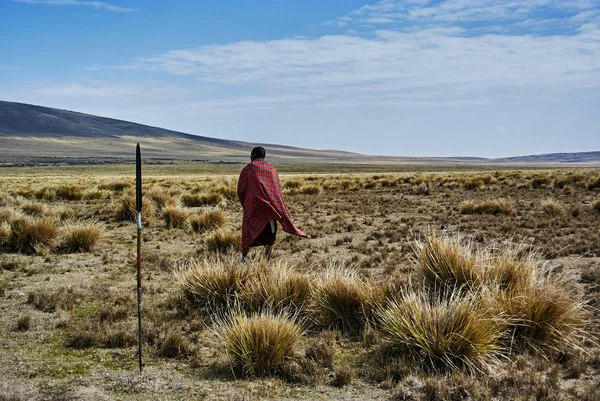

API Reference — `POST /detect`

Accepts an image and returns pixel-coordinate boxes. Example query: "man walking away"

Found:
[237,147,307,262]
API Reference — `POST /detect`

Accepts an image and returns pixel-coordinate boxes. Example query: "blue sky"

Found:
[1,0,599,157]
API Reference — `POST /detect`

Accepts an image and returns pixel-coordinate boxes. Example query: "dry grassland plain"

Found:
[0,163,599,401]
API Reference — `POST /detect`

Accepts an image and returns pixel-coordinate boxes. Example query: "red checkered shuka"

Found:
[237,158,307,250]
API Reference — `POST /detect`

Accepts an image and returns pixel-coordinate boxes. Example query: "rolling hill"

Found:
[0,100,598,166]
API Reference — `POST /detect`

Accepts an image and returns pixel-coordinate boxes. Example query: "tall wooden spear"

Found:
[135,143,143,374]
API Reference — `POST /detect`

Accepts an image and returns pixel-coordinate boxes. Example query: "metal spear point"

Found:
[136,143,143,374]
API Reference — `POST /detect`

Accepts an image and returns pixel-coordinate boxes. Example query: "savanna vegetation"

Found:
[0,164,599,400]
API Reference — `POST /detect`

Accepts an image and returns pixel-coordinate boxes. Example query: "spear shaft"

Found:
[136,143,143,374]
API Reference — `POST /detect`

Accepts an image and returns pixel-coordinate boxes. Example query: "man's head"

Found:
[251,147,266,161]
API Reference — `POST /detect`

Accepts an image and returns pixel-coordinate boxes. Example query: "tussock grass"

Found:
[98,181,131,192]
[300,185,321,195]
[55,185,84,201]
[463,179,484,190]
[587,177,600,190]
[59,223,102,253]
[116,194,155,223]
[540,198,564,216]
[148,189,176,211]
[376,291,506,374]
[531,176,551,189]
[0,207,21,224]
[312,266,377,334]
[83,189,106,200]
[216,184,238,200]
[214,311,303,376]
[592,199,600,214]
[157,330,193,358]
[205,229,241,253]
[27,287,83,313]
[241,262,312,314]
[8,217,58,254]
[182,193,223,207]
[176,255,253,312]
[459,199,514,215]
[496,282,588,354]
[283,180,302,190]
[189,209,227,233]
[0,222,9,246]
[163,206,188,229]
[21,202,47,217]
[413,234,480,291]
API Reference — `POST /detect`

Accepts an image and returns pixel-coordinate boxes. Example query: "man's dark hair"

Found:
[251,146,266,159]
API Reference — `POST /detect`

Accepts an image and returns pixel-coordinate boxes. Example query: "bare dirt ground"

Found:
[0,165,599,400]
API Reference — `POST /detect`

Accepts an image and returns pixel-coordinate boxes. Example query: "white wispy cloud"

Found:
[14,0,137,13]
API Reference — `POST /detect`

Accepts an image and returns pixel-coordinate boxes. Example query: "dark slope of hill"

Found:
[1,100,598,165]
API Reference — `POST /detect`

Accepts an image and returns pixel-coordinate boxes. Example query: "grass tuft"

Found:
[540,198,564,216]
[8,217,58,254]
[59,222,102,253]
[163,206,189,229]
[182,193,223,207]
[55,185,85,201]
[116,193,155,223]
[214,311,303,376]
[312,265,376,334]
[376,291,506,374]
[189,209,227,233]
[205,229,241,253]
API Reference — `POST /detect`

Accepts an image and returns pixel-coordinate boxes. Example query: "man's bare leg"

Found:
[241,247,249,264]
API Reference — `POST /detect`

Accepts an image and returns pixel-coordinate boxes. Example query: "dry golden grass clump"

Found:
[242,263,312,314]
[27,286,83,313]
[148,189,176,211]
[411,232,589,358]
[214,311,303,377]
[0,222,10,246]
[34,187,56,201]
[116,193,155,223]
[54,185,85,201]
[312,266,377,334]
[540,198,564,216]
[21,202,47,217]
[587,176,600,190]
[98,181,131,192]
[59,222,102,253]
[216,183,238,200]
[182,192,223,207]
[459,199,514,215]
[163,206,189,229]
[8,217,58,254]
[413,234,481,291]
[283,180,302,190]
[300,185,322,195]
[205,229,241,253]
[189,209,228,233]
[83,189,106,200]
[463,178,484,190]
[531,176,551,189]
[594,199,600,214]
[177,256,253,311]
[376,291,506,374]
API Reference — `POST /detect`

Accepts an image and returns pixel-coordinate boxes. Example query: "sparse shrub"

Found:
[463,179,484,190]
[205,229,241,253]
[27,286,83,313]
[214,311,303,376]
[312,266,376,334]
[541,198,564,216]
[241,263,312,314]
[460,199,514,215]
[587,177,600,190]
[300,185,321,195]
[116,194,155,223]
[8,217,58,254]
[283,180,301,190]
[99,181,131,192]
[21,202,46,217]
[182,193,223,207]
[16,315,31,331]
[415,182,430,195]
[157,330,193,358]
[189,209,227,233]
[163,206,188,229]
[0,222,10,246]
[376,291,505,374]
[55,185,84,201]
[531,176,551,189]
[59,223,102,253]
[332,365,354,387]
[83,189,105,200]
[459,201,476,214]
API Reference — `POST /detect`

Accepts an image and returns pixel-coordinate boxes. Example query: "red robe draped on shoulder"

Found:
[237,158,307,251]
